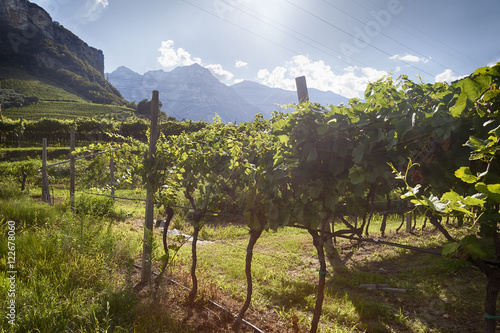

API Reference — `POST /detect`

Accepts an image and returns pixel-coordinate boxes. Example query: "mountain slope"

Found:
[108,64,262,123]
[0,0,125,105]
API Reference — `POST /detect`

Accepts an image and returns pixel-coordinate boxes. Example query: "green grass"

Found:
[0,191,142,332]
[3,101,134,120]
[0,169,490,332]
[171,217,487,332]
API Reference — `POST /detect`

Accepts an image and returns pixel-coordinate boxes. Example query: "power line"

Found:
[283,0,438,79]
[350,0,482,71]
[320,0,453,73]
[218,0,369,68]
[181,0,300,56]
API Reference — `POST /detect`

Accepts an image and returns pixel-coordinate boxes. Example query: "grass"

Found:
[0,169,492,332]
[0,188,142,332]
[169,217,488,332]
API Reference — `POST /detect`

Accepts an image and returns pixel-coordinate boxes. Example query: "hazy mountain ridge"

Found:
[231,80,349,116]
[108,65,349,122]
[108,64,261,123]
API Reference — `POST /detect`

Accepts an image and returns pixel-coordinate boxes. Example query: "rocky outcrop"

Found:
[0,0,124,104]
[0,0,104,75]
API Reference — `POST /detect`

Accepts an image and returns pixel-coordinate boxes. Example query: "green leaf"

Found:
[441,191,462,203]
[325,193,339,211]
[349,166,365,185]
[442,242,460,257]
[487,183,500,194]
[462,195,485,207]
[352,145,364,164]
[465,136,487,151]
[475,183,500,203]
[423,195,447,213]
[317,124,329,136]
[307,147,318,162]
[395,118,412,138]
[454,167,479,183]
[308,180,323,199]
[464,242,487,259]
[450,93,468,117]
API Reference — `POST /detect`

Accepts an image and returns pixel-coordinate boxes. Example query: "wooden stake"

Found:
[295,76,309,103]
[110,158,115,201]
[406,201,412,233]
[41,138,51,205]
[70,127,75,212]
[141,90,160,284]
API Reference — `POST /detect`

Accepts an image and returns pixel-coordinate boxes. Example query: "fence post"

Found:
[406,201,412,233]
[41,138,51,205]
[70,127,76,212]
[141,90,160,284]
[295,76,309,103]
[18,117,23,148]
[110,158,115,201]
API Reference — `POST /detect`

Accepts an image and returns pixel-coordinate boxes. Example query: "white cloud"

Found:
[235,60,248,68]
[207,64,234,82]
[256,55,386,98]
[157,40,235,83]
[390,54,430,64]
[435,69,465,83]
[157,40,202,68]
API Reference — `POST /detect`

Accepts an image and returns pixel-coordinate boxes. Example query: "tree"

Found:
[136,99,163,117]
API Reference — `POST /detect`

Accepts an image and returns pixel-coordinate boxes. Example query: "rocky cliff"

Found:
[0,0,124,105]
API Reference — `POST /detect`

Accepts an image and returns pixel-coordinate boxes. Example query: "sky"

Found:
[30,0,500,99]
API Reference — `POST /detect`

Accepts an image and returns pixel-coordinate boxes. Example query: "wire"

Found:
[283,0,438,79]
[217,0,368,68]
[132,263,264,333]
[181,0,300,55]
[319,0,452,73]
[351,0,482,70]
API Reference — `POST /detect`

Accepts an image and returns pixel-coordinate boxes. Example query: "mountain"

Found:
[0,0,125,105]
[108,64,261,123]
[108,65,350,123]
[231,81,349,117]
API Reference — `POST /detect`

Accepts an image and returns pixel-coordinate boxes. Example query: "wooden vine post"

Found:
[141,90,160,285]
[110,158,115,201]
[41,138,51,205]
[70,126,76,212]
[295,76,309,103]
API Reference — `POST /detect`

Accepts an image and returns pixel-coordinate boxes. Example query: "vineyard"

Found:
[73,62,499,332]
[1,101,135,120]
[1,61,500,332]
[1,69,133,120]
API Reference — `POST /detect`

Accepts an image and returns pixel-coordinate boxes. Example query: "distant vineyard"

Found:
[0,117,207,147]
[0,78,87,102]
[2,101,135,120]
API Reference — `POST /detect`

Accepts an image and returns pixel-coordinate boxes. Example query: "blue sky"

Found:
[31,0,500,98]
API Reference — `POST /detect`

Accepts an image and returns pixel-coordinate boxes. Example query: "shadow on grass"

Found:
[327,248,484,332]
[255,244,485,332]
